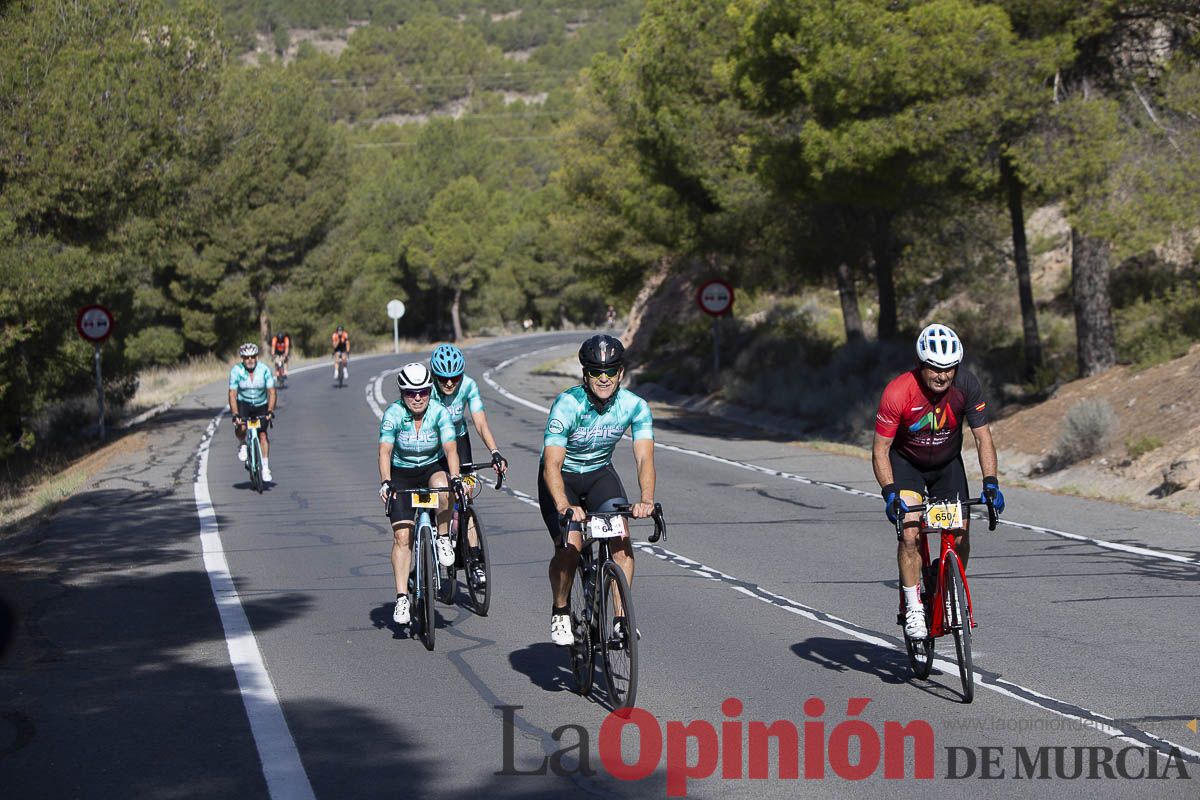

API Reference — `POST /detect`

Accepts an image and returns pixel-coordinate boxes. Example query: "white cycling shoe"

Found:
[550,613,574,646]
[393,595,410,624]
[904,605,928,639]
[434,534,455,567]
[237,444,247,463]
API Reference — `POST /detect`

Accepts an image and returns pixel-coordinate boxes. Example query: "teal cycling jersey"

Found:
[379,401,456,469]
[432,375,484,438]
[228,361,275,405]
[542,385,653,474]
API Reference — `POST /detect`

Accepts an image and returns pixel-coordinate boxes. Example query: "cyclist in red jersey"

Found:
[872,323,1006,640]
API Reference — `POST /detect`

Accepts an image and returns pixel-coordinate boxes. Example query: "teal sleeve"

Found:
[436,406,456,443]
[544,393,576,448]
[379,406,399,444]
[228,367,240,389]
[466,379,484,414]
[630,398,654,440]
[263,365,276,389]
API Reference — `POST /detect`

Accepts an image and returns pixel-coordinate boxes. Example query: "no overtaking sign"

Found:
[76,304,114,343]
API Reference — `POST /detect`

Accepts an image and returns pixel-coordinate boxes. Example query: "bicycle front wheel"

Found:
[248,439,263,494]
[567,557,593,696]
[462,507,491,616]
[944,551,974,702]
[419,525,437,651]
[599,561,638,709]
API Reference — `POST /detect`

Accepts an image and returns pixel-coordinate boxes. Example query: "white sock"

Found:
[263,458,270,470]
[903,585,922,609]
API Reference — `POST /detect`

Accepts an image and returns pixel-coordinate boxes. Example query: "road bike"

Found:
[385,484,453,651]
[272,354,288,389]
[237,414,271,493]
[896,497,997,703]
[564,503,665,710]
[437,462,504,615]
[334,352,348,388]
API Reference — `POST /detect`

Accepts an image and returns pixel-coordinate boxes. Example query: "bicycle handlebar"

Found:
[559,503,667,543]
[894,497,998,537]
[461,461,505,490]
[382,483,453,519]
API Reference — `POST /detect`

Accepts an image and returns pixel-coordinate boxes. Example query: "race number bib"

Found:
[587,516,627,539]
[924,501,963,530]
[409,492,438,509]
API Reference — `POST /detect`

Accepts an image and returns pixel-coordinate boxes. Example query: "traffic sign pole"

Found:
[93,344,106,440]
[696,280,734,376]
[393,318,399,354]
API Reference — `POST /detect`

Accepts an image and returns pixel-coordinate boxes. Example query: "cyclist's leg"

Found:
[539,464,583,607]
[388,466,423,594]
[889,450,928,589]
[429,468,451,537]
[234,400,252,443]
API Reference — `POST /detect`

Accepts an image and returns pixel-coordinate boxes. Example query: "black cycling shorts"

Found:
[537,461,628,545]
[236,401,269,423]
[438,432,472,474]
[387,462,446,525]
[889,450,970,506]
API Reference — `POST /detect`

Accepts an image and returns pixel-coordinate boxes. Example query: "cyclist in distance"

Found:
[378,362,460,625]
[332,325,350,380]
[539,334,656,646]
[228,343,277,483]
[873,323,1005,640]
[271,330,291,383]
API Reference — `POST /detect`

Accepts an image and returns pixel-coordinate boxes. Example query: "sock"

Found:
[903,585,922,609]
[396,593,407,600]
[552,605,569,616]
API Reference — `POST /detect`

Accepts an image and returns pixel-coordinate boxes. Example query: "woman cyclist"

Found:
[378,362,460,625]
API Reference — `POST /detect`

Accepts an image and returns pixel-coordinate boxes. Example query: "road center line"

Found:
[194,412,316,800]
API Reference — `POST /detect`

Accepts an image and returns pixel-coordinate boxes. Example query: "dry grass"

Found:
[128,355,228,413]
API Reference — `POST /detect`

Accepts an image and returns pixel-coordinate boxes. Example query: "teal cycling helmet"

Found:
[430,344,466,378]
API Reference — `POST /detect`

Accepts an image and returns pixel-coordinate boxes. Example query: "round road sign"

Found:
[387,299,406,320]
[76,304,115,343]
[697,280,734,317]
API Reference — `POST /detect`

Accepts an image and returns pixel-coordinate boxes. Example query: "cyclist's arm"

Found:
[442,438,460,478]
[872,432,895,489]
[970,424,998,481]
[542,446,583,521]
[470,409,500,454]
[631,438,656,518]
[227,388,239,416]
[378,443,393,484]
[267,386,277,415]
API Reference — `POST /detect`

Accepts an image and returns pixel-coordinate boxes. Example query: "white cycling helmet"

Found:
[916,323,963,368]
[239,342,260,357]
[396,362,433,391]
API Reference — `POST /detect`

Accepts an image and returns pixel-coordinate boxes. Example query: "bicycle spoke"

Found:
[567,557,593,696]
[600,561,637,709]
[463,508,491,616]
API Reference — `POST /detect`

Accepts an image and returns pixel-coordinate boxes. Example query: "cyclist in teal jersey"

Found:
[429,343,508,477]
[378,362,461,625]
[228,343,276,482]
[539,334,656,646]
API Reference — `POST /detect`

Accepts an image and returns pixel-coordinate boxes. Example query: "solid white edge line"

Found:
[195,411,316,800]
[473,342,1200,762]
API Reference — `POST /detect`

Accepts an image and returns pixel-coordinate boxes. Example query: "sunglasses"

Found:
[437,374,462,383]
[585,367,621,379]
[402,388,431,399]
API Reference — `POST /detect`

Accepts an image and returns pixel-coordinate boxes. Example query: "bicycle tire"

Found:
[902,576,933,680]
[567,556,593,696]
[248,437,263,494]
[599,561,638,709]
[944,551,974,702]
[462,507,491,616]
[420,524,437,650]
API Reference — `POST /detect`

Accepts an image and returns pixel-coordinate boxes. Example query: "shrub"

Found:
[1054,399,1118,464]
[1126,435,1164,460]
[124,326,185,368]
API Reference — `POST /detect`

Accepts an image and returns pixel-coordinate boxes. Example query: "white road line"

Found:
[472,342,1200,761]
[194,412,316,800]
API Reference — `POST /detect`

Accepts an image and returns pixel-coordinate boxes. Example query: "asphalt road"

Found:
[2,332,1198,798]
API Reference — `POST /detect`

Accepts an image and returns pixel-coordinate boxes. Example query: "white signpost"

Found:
[387,299,406,354]
[697,280,734,374]
[76,304,115,439]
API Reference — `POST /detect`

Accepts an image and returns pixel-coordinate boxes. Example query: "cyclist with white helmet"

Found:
[378,362,460,625]
[540,334,656,647]
[428,344,508,477]
[872,323,1005,640]
[228,343,277,482]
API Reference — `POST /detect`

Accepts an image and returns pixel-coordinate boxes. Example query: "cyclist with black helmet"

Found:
[540,334,656,646]
[378,362,460,625]
[873,323,1005,640]
[228,343,277,482]
[331,325,350,381]
[429,343,508,478]
[271,331,291,384]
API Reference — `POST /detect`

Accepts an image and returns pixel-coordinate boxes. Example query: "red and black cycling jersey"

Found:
[875,368,989,470]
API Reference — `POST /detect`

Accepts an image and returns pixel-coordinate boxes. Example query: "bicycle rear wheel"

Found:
[599,561,638,709]
[943,551,973,702]
[462,507,491,616]
[567,556,593,696]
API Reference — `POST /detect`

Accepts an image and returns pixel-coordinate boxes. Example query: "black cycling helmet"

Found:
[578,334,625,370]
